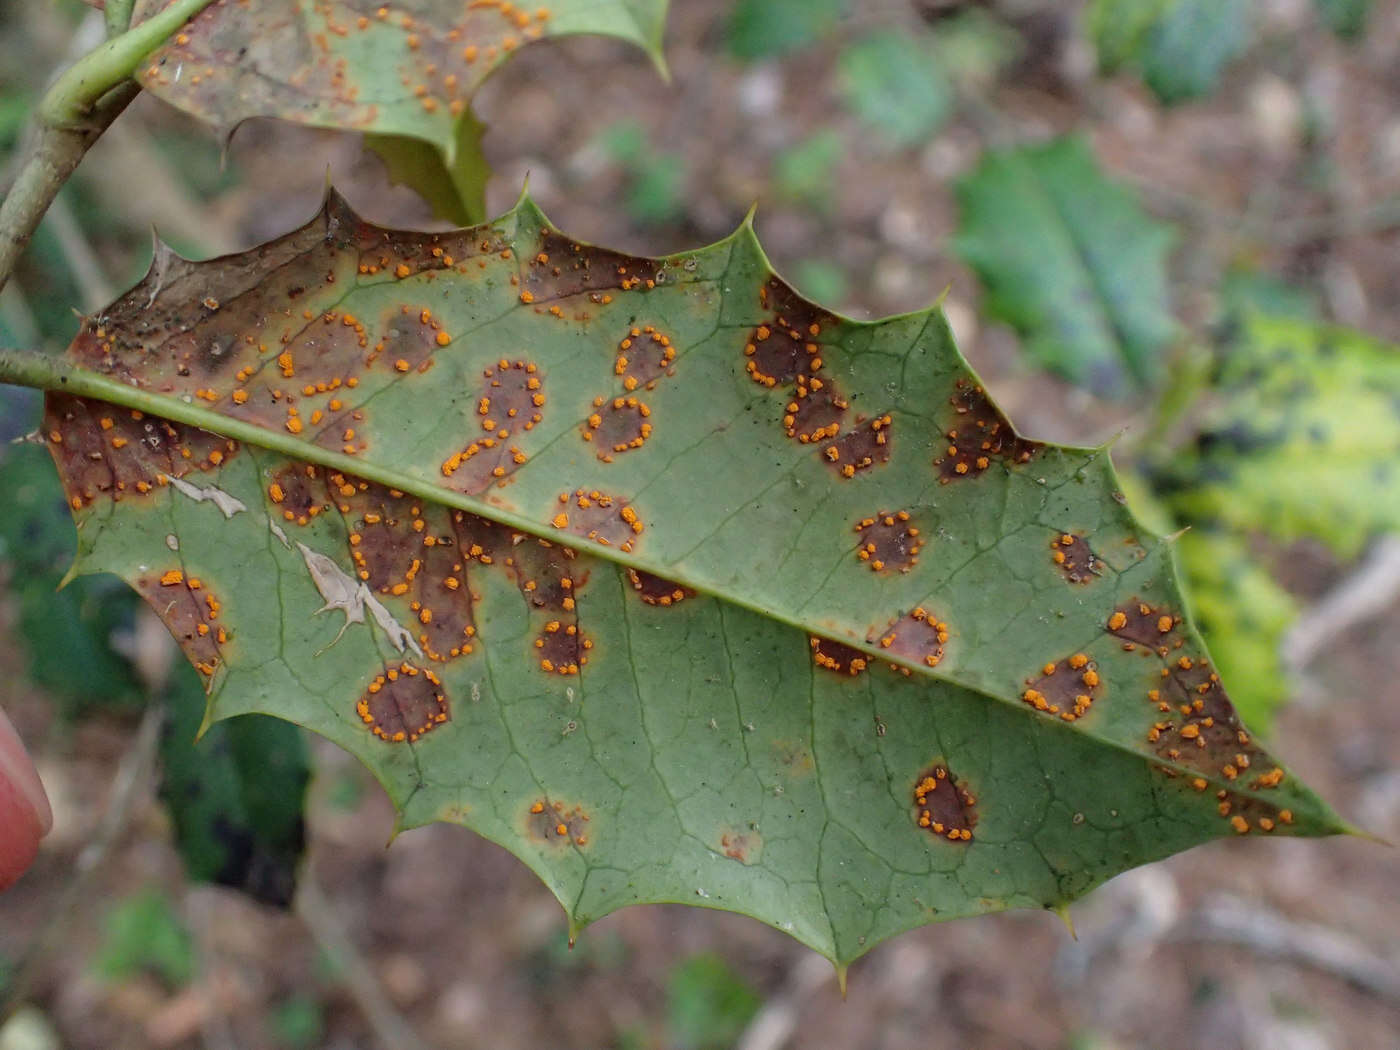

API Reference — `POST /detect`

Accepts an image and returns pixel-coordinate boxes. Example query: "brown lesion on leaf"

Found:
[550,489,644,553]
[783,374,846,443]
[439,359,543,493]
[520,230,660,304]
[366,304,447,376]
[854,510,923,573]
[525,798,591,848]
[615,325,676,390]
[1110,599,1286,805]
[627,569,692,607]
[810,636,869,677]
[534,617,590,676]
[355,662,449,744]
[934,380,1041,482]
[1050,532,1101,584]
[912,764,977,843]
[717,826,764,865]
[1207,787,1296,836]
[506,538,584,611]
[1022,652,1101,722]
[267,463,328,525]
[872,607,949,672]
[581,395,653,461]
[743,278,835,388]
[45,395,239,510]
[134,569,227,679]
[820,413,893,479]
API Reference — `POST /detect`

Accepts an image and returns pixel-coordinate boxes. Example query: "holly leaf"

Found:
[1088,0,1252,104]
[31,195,1344,967]
[954,136,1177,399]
[129,0,668,212]
[1153,314,1400,561]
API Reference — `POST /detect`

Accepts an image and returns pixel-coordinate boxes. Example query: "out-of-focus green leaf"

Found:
[160,672,309,908]
[954,136,1177,397]
[0,414,143,714]
[1154,315,1400,559]
[1090,0,1251,104]
[1315,0,1369,39]
[367,111,491,226]
[1220,269,1319,324]
[932,8,1023,86]
[773,130,843,210]
[837,30,951,149]
[1174,529,1297,733]
[667,953,762,1050]
[95,890,195,987]
[598,121,685,225]
[726,0,845,60]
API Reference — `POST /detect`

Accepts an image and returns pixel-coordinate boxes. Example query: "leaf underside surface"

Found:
[131,0,668,158]
[42,195,1342,965]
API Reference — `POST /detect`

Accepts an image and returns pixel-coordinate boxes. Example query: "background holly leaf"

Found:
[1089,0,1252,104]
[953,136,1177,398]
[130,0,668,219]
[31,196,1343,967]
[1152,314,1400,560]
[159,671,310,908]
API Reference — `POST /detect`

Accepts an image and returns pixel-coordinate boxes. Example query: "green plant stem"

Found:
[40,0,217,127]
[0,0,217,298]
[105,0,138,39]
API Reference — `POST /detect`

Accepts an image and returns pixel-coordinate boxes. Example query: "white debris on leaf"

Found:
[296,542,422,657]
[269,520,291,549]
[167,475,247,519]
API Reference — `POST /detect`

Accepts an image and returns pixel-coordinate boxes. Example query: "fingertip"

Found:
[0,705,52,837]
[0,764,44,892]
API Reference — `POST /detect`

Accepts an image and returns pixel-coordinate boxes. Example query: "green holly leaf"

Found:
[1088,0,1251,105]
[954,136,1177,398]
[25,196,1344,967]
[129,0,668,216]
[1314,0,1369,39]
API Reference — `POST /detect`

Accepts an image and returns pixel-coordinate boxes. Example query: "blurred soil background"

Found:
[3,1,1400,1048]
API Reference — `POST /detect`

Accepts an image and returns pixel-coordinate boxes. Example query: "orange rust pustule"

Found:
[809,636,869,676]
[133,570,226,679]
[743,277,837,387]
[873,607,949,671]
[370,304,443,375]
[507,538,584,611]
[1022,652,1101,722]
[1207,787,1295,836]
[525,798,591,847]
[582,396,653,460]
[534,617,590,675]
[614,325,676,389]
[1050,532,1100,584]
[783,374,847,443]
[440,359,543,492]
[356,663,449,744]
[912,764,976,843]
[45,395,239,510]
[718,828,762,864]
[854,510,923,573]
[934,380,1041,482]
[627,568,692,607]
[522,230,660,301]
[551,489,644,553]
[821,413,893,479]
[1107,599,1181,647]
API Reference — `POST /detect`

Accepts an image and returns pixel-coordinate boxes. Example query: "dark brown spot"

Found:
[508,539,583,611]
[439,360,544,492]
[913,764,976,842]
[356,662,449,743]
[525,797,591,847]
[810,636,869,676]
[934,381,1040,482]
[627,569,692,607]
[1050,532,1100,583]
[1022,652,1101,722]
[822,413,893,479]
[854,510,923,573]
[614,325,676,389]
[551,489,643,553]
[582,396,653,460]
[534,618,589,675]
[1107,599,1180,647]
[783,374,846,443]
[525,230,660,301]
[134,570,226,678]
[872,607,949,671]
[743,277,836,387]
